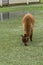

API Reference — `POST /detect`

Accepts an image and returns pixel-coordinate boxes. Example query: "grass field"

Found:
[0,4,43,12]
[0,4,43,65]
[40,0,43,3]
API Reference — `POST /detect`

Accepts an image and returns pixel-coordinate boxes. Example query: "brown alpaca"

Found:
[21,13,34,46]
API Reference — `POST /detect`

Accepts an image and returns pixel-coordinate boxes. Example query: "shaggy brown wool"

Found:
[21,13,35,46]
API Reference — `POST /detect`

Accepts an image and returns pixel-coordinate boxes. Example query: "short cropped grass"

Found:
[0,4,43,12]
[0,4,43,65]
[40,0,43,3]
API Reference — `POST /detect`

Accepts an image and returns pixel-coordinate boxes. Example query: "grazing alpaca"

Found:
[21,13,34,46]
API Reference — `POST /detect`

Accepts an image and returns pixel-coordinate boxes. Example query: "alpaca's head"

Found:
[21,34,28,46]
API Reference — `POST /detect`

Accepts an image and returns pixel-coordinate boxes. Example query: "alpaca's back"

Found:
[21,13,35,45]
[23,13,34,36]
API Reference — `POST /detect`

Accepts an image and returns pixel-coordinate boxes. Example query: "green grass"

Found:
[40,0,43,3]
[0,4,43,12]
[0,4,43,65]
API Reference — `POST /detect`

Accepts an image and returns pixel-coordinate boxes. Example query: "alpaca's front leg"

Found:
[30,29,33,41]
[30,33,32,41]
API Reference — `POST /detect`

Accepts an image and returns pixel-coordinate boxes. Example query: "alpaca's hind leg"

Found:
[30,29,33,41]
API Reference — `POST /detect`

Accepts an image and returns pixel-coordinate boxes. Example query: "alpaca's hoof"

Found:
[24,43,28,46]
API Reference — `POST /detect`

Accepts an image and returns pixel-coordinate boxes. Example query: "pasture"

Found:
[0,4,43,65]
[40,0,43,3]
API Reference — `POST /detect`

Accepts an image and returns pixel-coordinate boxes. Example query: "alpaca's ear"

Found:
[24,34,26,37]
